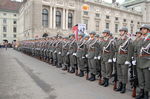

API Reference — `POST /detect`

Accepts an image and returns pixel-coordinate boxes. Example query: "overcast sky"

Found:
[15,0,125,4]
[104,0,125,4]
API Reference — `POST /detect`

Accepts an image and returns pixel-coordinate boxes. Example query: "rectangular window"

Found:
[3,26,7,32]
[131,26,134,34]
[115,24,118,33]
[137,22,140,24]
[14,14,17,16]
[83,11,88,16]
[106,23,109,29]
[131,20,133,23]
[115,17,118,21]
[106,15,110,19]
[96,21,100,31]
[95,13,100,18]
[3,19,7,24]
[13,20,17,24]
[13,34,17,38]
[83,19,88,30]
[13,27,17,33]
[3,34,7,38]
[123,19,126,22]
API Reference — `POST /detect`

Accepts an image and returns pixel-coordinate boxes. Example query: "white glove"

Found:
[73,53,76,56]
[98,56,101,60]
[108,59,112,63]
[54,51,57,53]
[58,52,61,54]
[82,56,85,59]
[113,58,116,62]
[94,57,97,60]
[125,61,131,66]
[85,54,88,58]
[67,52,70,55]
[132,60,136,65]
[149,68,150,71]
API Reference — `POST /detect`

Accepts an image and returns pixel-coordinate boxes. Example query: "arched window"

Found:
[68,13,73,28]
[42,9,49,27]
[56,11,61,28]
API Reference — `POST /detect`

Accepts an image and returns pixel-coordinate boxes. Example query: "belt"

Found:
[63,48,67,50]
[119,51,127,54]
[103,51,111,54]
[77,48,84,51]
[89,49,95,51]
[139,54,150,57]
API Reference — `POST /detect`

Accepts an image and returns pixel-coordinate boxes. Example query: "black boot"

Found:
[120,84,126,93]
[49,58,53,64]
[136,89,144,99]
[88,73,96,81]
[52,60,57,66]
[56,63,62,68]
[100,78,106,86]
[78,70,84,77]
[115,82,123,92]
[104,78,109,87]
[144,91,149,99]
[70,68,75,73]
[62,65,67,71]
[67,65,70,72]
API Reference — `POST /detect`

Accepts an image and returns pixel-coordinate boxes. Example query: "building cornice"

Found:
[123,0,146,7]
[84,1,142,16]
[0,9,18,13]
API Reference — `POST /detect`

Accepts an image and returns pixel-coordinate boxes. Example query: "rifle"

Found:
[129,60,138,97]
[97,59,102,85]
[85,57,89,80]
[112,61,118,90]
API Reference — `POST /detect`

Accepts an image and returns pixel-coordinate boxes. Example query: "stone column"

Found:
[49,6,53,28]
[53,7,56,29]
[65,9,68,30]
[62,8,66,30]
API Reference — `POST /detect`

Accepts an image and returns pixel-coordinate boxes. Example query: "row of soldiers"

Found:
[16,24,150,99]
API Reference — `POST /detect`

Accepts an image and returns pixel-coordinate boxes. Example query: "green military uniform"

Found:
[135,25,150,99]
[52,38,58,66]
[115,27,133,93]
[68,34,77,73]
[56,37,63,68]
[95,34,101,76]
[76,33,86,77]
[62,37,70,71]
[100,29,115,87]
[86,31,100,81]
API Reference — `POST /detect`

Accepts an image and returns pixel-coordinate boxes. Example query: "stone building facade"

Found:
[0,0,21,43]
[17,0,145,40]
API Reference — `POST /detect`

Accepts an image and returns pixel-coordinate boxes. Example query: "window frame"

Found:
[42,9,49,27]
[56,10,62,28]
[68,13,73,28]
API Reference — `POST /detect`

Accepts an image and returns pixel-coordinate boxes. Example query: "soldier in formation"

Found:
[16,24,150,99]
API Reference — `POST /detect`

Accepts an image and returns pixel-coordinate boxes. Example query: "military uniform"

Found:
[135,24,150,99]
[76,33,86,77]
[68,35,77,73]
[115,27,133,93]
[56,38,63,68]
[62,37,70,71]
[100,29,115,87]
[52,38,58,66]
[86,31,100,81]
